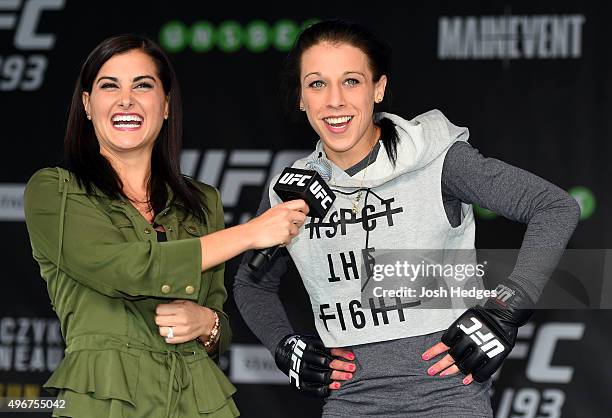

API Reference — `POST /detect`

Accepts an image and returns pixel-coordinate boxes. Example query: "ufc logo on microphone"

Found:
[459,317,505,358]
[279,172,312,187]
[309,180,333,209]
[288,338,307,388]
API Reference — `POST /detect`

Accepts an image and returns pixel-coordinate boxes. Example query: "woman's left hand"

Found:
[155,300,216,344]
[421,341,474,385]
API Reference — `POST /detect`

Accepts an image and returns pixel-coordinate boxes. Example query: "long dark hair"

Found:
[281,19,400,166]
[63,34,207,220]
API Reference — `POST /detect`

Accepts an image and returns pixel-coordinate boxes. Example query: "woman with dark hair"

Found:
[233,20,580,417]
[24,34,307,417]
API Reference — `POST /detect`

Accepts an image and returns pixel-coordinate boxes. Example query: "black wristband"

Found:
[484,280,535,327]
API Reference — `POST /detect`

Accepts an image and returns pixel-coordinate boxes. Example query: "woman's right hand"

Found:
[245,199,309,249]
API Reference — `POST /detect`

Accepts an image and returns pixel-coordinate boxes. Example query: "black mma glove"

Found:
[441,281,535,382]
[275,334,333,397]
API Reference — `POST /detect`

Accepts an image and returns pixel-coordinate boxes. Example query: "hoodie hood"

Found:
[294,109,470,189]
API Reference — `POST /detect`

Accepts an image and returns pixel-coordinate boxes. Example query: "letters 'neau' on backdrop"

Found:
[1,2,610,417]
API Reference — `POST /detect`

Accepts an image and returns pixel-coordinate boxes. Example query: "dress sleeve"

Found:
[24,168,203,300]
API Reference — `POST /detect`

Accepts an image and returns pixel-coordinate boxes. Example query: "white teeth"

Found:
[112,114,143,123]
[324,116,352,125]
[115,123,139,129]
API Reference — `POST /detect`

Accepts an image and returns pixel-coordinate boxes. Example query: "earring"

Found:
[86,113,91,120]
[164,115,168,120]
[299,105,305,111]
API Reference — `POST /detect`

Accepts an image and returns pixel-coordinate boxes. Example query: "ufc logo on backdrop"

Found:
[0,0,64,91]
[0,0,64,49]
[181,149,310,225]
[459,317,505,358]
[288,338,306,388]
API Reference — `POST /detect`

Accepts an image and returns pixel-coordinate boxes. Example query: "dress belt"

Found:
[66,335,201,418]
[127,341,196,418]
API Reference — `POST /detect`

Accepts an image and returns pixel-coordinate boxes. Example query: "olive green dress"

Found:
[23,167,239,418]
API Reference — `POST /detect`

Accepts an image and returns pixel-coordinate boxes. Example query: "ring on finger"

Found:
[167,326,174,339]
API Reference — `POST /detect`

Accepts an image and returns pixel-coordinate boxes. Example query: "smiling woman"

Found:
[23,34,309,418]
[233,19,580,418]
[82,50,168,175]
[80,49,170,222]
[299,41,387,169]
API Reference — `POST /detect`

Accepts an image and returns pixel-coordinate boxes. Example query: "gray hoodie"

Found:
[269,110,476,347]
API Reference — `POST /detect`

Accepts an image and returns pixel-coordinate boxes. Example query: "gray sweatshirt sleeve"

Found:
[441,141,581,301]
[232,190,295,354]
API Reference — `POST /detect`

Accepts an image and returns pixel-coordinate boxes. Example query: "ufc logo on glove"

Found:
[289,338,307,388]
[275,334,334,397]
[458,317,505,358]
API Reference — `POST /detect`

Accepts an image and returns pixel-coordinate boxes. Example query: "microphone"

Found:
[248,158,336,271]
